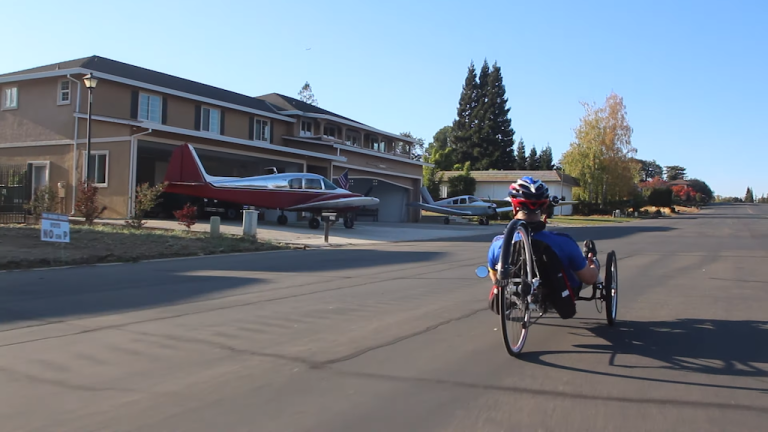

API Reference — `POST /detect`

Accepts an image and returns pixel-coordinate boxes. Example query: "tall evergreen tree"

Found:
[469,60,493,169]
[515,138,527,170]
[483,61,516,170]
[539,144,554,170]
[451,62,480,168]
[526,145,540,170]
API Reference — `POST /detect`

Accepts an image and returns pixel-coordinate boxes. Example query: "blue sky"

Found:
[3,0,766,197]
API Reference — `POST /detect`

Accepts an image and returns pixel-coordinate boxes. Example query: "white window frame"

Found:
[138,91,162,123]
[323,124,337,139]
[2,85,18,110]
[200,105,220,134]
[254,118,270,142]
[81,150,109,187]
[300,120,313,136]
[28,161,51,191]
[57,79,71,105]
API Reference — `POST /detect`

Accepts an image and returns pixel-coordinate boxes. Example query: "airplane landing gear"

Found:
[308,217,321,229]
[343,214,355,229]
[444,217,450,225]
[478,217,489,225]
[277,213,288,225]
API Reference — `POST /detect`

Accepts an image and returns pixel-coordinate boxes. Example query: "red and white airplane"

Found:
[162,143,379,229]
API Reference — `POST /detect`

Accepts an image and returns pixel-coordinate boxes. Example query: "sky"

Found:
[2,0,766,198]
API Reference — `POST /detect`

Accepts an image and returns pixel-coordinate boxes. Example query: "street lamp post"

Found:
[82,73,98,183]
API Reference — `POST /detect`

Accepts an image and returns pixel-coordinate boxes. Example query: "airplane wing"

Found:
[406,202,474,216]
[494,205,515,214]
[286,196,380,211]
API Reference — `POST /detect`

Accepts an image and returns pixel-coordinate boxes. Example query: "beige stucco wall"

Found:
[0,144,74,214]
[0,77,76,144]
[73,140,131,219]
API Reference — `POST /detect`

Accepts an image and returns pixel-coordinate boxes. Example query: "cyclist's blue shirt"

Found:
[487,229,587,289]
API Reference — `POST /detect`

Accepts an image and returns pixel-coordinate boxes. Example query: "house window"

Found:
[201,106,220,134]
[58,80,71,105]
[138,92,162,123]
[323,124,336,139]
[300,120,313,136]
[2,86,18,110]
[255,119,269,141]
[82,151,109,186]
[345,133,359,147]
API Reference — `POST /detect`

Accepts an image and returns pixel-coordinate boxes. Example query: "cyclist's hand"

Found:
[588,253,600,271]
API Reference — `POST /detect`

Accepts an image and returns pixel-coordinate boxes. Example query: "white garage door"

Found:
[349,178,408,223]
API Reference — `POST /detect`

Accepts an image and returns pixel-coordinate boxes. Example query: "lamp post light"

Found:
[82,73,98,183]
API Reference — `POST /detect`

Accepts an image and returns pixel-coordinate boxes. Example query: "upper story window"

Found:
[138,92,162,123]
[345,133,359,147]
[58,80,71,105]
[201,106,220,134]
[323,124,337,139]
[255,119,269,141]
[300,120,313,136]
[2,86,18,110]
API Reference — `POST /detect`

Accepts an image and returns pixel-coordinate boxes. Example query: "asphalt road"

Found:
[0,203,766,431]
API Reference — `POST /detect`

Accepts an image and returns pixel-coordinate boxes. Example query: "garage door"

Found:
[348,178,408,223]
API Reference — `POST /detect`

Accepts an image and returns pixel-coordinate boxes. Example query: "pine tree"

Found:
[526,145,539,170]
[298,82,318,106]
[469,60,493,169]
[745,186,755,203]
[484,61,516,170]
[515,138,527,170]
[539,144,554,170]
[451,62,480,169]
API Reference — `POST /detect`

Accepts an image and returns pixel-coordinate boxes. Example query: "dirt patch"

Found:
[0,223,295,271]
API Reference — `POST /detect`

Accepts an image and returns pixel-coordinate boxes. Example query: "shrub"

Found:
[647,187,673,208]
[74,180,107,225]
[173,202,198,230]
[26,185,59,219]
[125,182,166,229]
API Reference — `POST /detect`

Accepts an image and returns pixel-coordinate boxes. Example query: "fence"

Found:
[0,164,29,223]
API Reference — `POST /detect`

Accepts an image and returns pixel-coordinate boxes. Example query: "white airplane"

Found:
[407,187,576,225]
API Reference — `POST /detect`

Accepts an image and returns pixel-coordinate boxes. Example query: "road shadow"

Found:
[0,249,445,327]
[404,224,677,244]
[521,318,768,393]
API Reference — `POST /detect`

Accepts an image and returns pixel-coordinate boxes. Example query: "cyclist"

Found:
[487,176,601,314]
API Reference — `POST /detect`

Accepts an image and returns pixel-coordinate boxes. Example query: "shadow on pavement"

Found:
[0,249,445,326]
[404,224,677,244]
[522,318,768,393]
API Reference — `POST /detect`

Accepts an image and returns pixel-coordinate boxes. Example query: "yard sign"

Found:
[40,212,70,243]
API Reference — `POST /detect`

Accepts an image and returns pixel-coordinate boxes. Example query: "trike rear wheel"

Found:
[498,220,535,357]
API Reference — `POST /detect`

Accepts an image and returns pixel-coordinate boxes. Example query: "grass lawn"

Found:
[0,223,294,271]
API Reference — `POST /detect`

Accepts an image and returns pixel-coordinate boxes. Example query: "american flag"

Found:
[337,169,350,190]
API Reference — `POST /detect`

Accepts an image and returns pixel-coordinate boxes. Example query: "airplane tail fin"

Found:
[420,186,435,204]
[164,143,209,184]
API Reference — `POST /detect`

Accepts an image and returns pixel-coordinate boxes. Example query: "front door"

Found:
[31,162,49,193]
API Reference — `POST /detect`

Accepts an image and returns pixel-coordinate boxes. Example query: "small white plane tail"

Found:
[420,186,436,204]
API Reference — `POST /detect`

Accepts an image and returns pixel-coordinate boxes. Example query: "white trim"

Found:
[81,150,109,187]
[57,78,71,105]
[137,91,163,124]
[0,137,133,148]
[1,85,18,110]
[66,74,82,216]
[28,160,51,190]
[127,129,152,217]
[0,68,84,84]
[334,143,433,167]
[283,136,335,146]
[0,140,72,148]
[301,113,417,143]
[134,135,309,169]
[72,113,347,162]
[333,162,422,180]
[348,175,414,190]
[0,67,296,122]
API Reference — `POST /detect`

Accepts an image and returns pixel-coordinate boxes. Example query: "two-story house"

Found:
[0,55,429,224]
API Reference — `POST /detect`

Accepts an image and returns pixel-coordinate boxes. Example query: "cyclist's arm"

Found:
[487,240,501,285]
[565,241,598,285]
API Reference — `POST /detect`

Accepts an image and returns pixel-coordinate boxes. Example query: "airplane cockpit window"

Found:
[322,178,338,190]
[304,178,322,190]
[468,196,480,203]
[288,178,303,189]
[459,197,467,204]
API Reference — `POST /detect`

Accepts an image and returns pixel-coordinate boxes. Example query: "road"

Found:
[0,203,766,431]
